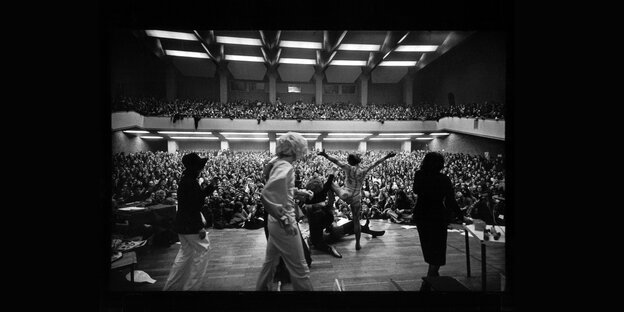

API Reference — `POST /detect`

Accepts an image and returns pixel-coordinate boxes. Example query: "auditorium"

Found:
[107,28,509,297]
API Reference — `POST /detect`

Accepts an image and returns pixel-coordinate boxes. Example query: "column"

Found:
[166,65,177,101]
[315,140,323,152]
[358,141,367,153]
[268,70,277,104]
[167,140,179,153]
[360,73,369,106]
[269,140,276,155]
[220,140,229,151]
[401,140,411,153]
[219,64,228,104]
[315,71,323,105]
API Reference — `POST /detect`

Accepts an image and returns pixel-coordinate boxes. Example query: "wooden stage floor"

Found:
[109,219,506,292]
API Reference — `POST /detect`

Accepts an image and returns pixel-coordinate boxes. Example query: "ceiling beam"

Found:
[364,31,410,74]
[317,30,347,70]
[259,30,282,70]
[193,30,221,64]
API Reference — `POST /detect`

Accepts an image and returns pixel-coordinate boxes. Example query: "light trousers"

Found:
[256,220,313,291]
[163,233,211,291]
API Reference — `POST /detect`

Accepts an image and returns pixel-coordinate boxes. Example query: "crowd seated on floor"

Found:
[112,149,506,237]
[111,96,505,122]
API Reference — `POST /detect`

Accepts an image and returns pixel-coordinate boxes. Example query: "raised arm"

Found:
[365,151,397,174]
[317,149,346,168]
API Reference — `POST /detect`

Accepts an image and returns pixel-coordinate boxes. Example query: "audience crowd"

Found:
[112,149,506,230]
[112,96,505,122]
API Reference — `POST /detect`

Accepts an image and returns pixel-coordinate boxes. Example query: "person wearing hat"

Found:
[163,152,219,291]
[256,132,314,291]
[317,150,396,251]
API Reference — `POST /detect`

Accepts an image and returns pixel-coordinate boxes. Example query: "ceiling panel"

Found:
[214,30,260,39]
[224,45,263,56]
[383,52,424,61]
[159,39,205,53]
[172,58,216,78]
[280,48,317,59]
[371,66,407,83]
[325,66,362,83]
[228,62,267,80]
[280,30,323,41]
[343,31,388,44]
[333,50,370,60]
[277,64,315,82]
[401,31,450,45]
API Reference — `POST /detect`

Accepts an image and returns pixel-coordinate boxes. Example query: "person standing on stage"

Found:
[412,152,463,280]
[163,152,218,291]
[256,132,314,291]
[317,150,396,250]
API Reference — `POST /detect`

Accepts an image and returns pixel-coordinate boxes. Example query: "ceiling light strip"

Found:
[165,50,209,59]
[278,58,317,65]
[279,40,322,49]
[216,36,263,46]
[338,44,380,51]
[394,45,438,52]
[224,55,265,62]
[145,30,197,41]
[123,130,150,134]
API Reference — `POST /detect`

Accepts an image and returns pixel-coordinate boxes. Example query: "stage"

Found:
[108,219,506,291]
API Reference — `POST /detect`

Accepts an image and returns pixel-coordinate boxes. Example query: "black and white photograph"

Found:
[100,2,517,310]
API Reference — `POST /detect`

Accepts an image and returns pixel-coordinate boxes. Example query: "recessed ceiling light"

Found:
[430,132,450,135]
[416,137,434,140]
[123,130,150,134]
[140,136,164,139]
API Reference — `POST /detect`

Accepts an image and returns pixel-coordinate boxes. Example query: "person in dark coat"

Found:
[163,153,218,291]
[412,152,463,279]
